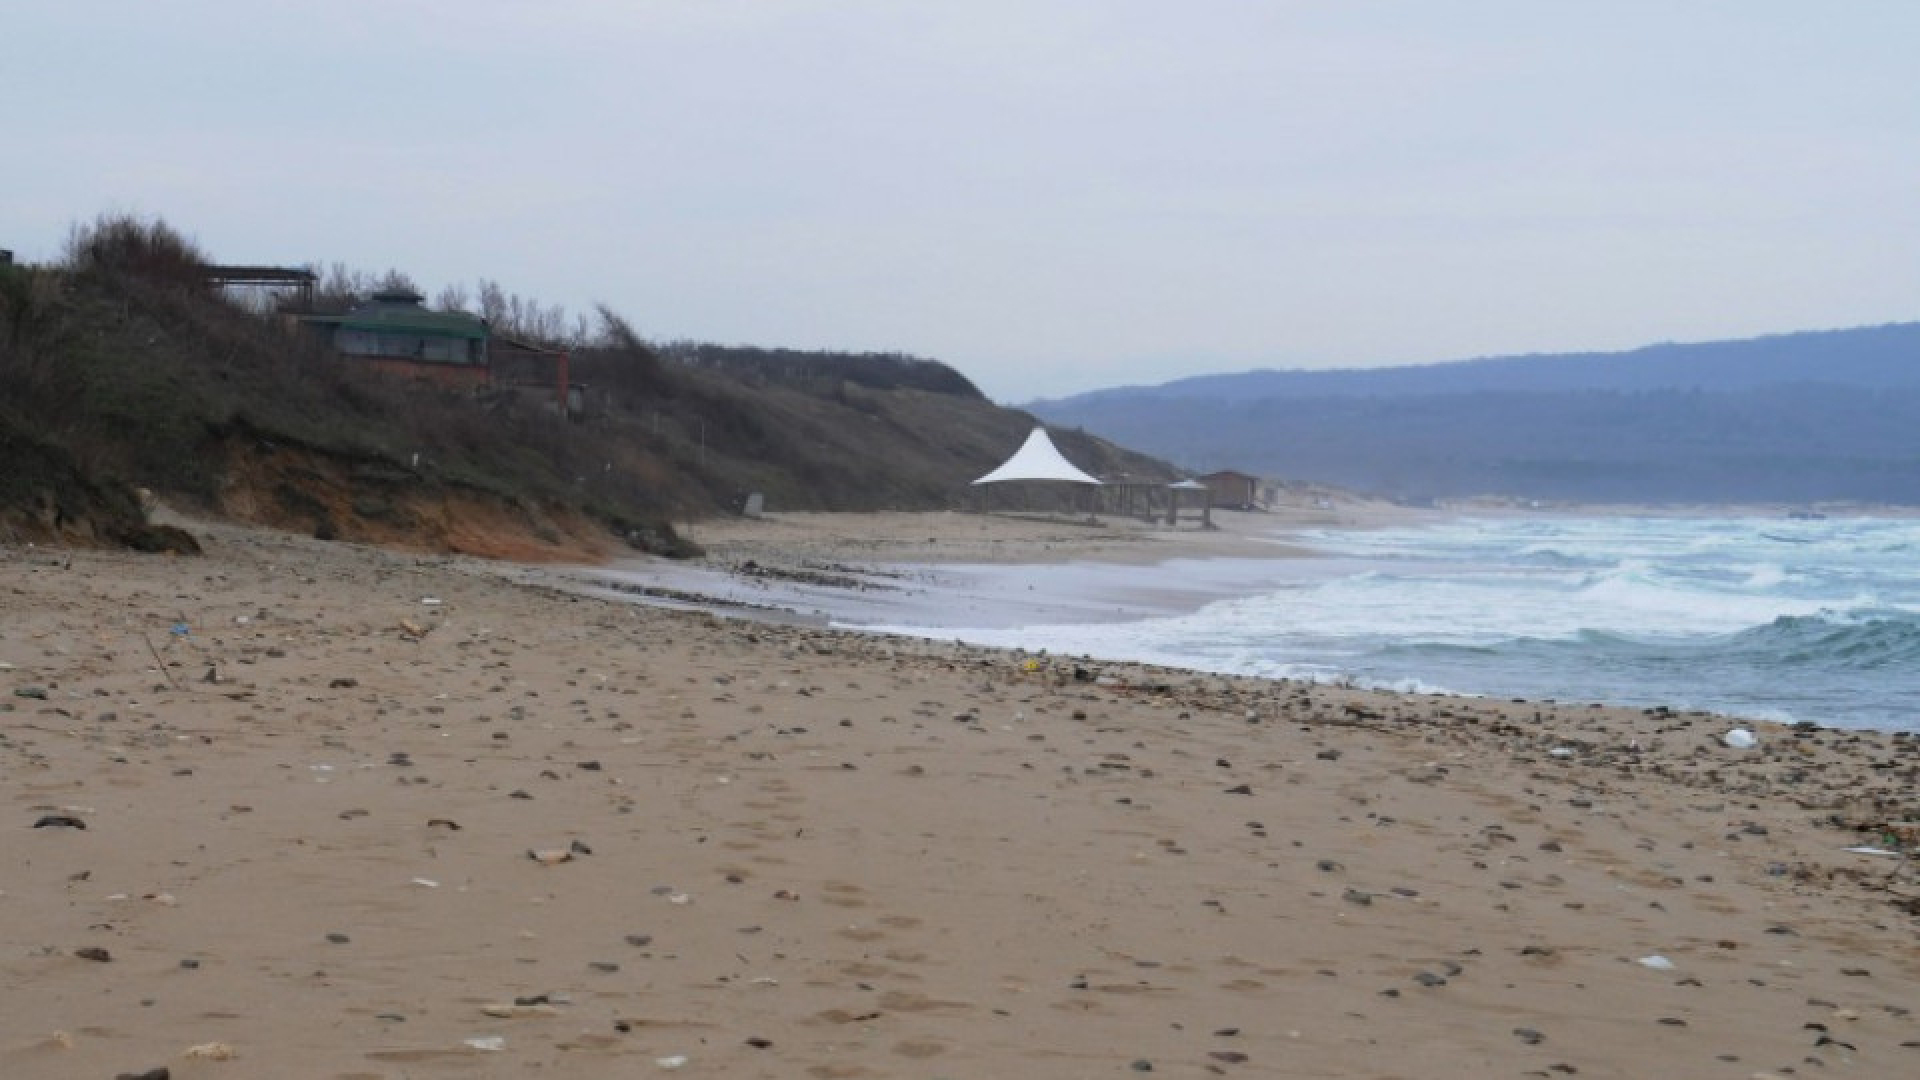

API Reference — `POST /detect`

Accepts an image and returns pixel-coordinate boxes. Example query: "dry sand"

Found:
[4,515,1920,1079]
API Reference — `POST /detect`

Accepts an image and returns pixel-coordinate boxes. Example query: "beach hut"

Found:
[971,427,1102,514]
[1168,478,1212,527]
[1200,470,1260,510]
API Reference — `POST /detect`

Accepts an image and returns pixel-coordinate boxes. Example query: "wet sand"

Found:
[4,516,1919,1079]
[575,505,1382,630]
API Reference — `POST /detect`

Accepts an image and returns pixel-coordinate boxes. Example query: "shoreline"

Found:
[566,506,1910,732]
[5,519,1920,1077]
[565,504,1385,629]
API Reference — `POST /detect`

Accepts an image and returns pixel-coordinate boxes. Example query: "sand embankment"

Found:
[3,515,1918,1079]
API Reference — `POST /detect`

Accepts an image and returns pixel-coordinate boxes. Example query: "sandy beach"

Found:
[569,497,1425,631]
[4,513,1919,1079]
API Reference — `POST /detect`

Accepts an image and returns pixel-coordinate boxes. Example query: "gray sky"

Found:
[6,1,1915,401]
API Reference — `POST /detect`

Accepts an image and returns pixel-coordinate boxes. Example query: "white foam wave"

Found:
[853,514,1920,732]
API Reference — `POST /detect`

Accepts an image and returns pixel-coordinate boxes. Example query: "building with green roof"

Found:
[302,287,488,370]
[298,287,572,410]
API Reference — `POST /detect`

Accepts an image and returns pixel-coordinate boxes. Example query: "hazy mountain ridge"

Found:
[1030,323,1920,504]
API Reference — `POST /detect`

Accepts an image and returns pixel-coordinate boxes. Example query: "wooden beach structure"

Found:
[1200,469,1260,510]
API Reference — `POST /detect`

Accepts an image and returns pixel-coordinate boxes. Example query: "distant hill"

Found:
[1030,324,1920,505]
[0,216,1173,555]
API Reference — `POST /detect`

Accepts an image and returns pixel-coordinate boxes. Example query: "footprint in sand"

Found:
[813,1007,885,1025]
[822,881,868,908]
[879,989,972,1013]
[893,1037,951,1058]
[805,1065,876,1079]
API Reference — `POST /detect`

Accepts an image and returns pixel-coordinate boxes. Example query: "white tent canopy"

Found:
[972,427,1102,486]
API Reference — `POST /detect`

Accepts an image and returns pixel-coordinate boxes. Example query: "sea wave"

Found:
[1722,609,1920,670]
[1378,607,1920,664]
[859,515,1920,732]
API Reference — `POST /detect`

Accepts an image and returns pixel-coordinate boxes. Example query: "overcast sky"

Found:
[6,1,1915,400]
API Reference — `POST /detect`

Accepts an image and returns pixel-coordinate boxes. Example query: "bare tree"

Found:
[594,303,646,351]
[587,303,665,392]
[474,278,574,346]
[478,279,510,328]
[375,268,419,295]
[434,282,473,312]
[311,261,368,313]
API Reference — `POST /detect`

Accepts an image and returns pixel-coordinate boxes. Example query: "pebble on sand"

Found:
[480,1002,559,1018]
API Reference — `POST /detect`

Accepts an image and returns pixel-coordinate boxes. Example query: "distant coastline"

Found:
[1032,322,1920,507]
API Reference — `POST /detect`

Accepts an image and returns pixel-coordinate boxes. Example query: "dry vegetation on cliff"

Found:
[0,215,1169,558]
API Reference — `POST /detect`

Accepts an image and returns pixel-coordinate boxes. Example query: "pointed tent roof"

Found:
[972,426,1102,485]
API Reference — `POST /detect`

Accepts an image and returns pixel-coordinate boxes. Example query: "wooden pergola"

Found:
[204,265,318,311]
[1100,477,1212,526]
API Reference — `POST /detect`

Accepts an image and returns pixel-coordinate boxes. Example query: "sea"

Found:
[859,515,1920,734]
